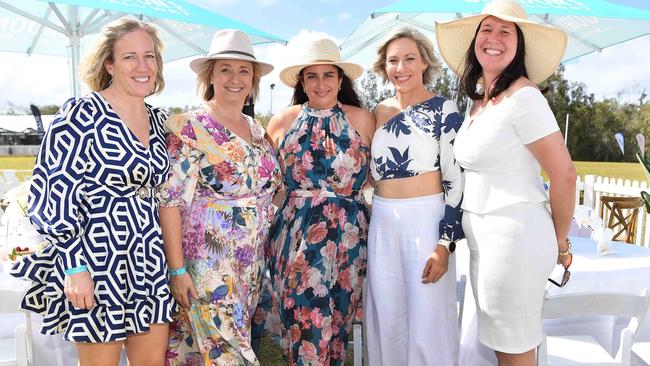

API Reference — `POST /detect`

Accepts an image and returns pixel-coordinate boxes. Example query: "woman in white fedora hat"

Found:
[364,27,464,366]
[436,0,576,364]
[255,37,374,365]
[159,29,282,365]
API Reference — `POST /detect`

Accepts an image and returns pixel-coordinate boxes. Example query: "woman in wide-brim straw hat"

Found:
[159,28,282,365]
[436,0,576,364]
[253,37,374,365]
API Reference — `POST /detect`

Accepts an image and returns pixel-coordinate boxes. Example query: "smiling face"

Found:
[300,64,341,109]
[384,37,429,93]
[474,16,518,78]
[104,29,157,99]
[210,59,254,105]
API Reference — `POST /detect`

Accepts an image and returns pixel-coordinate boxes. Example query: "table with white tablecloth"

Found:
[457,237,650,366]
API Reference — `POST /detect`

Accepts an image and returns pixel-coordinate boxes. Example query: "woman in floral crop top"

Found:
[365,27,464,366]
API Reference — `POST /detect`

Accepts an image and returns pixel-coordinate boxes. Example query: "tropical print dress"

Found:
[159,107,281,366]
[256,102,370,365]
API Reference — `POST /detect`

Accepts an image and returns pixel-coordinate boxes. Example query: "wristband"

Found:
[169,266,187,276]
[64,265,88,275]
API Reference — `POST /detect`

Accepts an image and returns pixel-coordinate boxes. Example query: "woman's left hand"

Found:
[421,245,449,284]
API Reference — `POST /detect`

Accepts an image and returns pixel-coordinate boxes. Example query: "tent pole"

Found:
[68,6,80,97]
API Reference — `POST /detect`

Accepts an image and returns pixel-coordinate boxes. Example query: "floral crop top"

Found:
[370,96,465,242]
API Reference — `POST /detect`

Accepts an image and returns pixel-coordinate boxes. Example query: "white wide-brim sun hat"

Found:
[190,29,274,76]
[435,0,567,84]
[279,38,364,87]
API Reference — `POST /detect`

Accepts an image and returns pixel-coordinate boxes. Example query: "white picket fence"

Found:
[578,175,650,247]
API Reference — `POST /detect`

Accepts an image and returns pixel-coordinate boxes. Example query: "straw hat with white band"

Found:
[435,0,567,84]
[190,29,273,76]
[279,38,364,87]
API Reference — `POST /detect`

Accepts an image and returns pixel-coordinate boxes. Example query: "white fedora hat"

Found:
[279,38,364,87]
[435,0,567,84]
[190,29,273,76]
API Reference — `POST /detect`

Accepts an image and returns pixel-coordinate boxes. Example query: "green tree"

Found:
[255,113,272,129]
[434,68,468,115]
[356,71,394,112]
[38,104,61,114]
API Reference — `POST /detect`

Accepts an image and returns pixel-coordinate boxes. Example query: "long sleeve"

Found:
[28,97,94,271]
[437,99,465,242]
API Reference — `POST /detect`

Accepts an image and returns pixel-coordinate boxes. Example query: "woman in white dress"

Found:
[436,0,576,365]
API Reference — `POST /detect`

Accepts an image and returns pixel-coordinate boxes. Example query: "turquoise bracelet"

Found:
[169,266,186,276]
[64,265,88,275]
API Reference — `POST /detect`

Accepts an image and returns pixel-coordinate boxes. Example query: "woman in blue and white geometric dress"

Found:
[11,18,174,366]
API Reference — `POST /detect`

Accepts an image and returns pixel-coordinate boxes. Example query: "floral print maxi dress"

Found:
[159,107,281,366]
[259,103,369,365]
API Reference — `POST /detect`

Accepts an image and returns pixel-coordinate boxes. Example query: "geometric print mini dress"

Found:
[11,92,175,343]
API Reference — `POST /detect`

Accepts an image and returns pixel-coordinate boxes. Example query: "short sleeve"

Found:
[512,88,560,144]
[28,97,94,271]
[158,114,204,208]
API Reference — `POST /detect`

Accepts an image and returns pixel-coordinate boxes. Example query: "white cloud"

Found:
[563,35,650,103]
[256,0,278,6]
[0,54,70,111]
[338,12,352,22]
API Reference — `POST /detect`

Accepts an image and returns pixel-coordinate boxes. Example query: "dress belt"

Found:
[86,186,155,200]
[206,192,274,208]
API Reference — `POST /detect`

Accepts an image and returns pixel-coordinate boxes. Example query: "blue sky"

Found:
[0,0,649,116]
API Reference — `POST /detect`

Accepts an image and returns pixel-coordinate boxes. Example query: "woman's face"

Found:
[385,37,428,93]
[300,64,340,109]
[474,16,518,76]
[104,29,158,98]
[210,59,254,105]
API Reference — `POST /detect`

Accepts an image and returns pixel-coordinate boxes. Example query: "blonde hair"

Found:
[372,27,442,86]
[196,60,261,102]
[81,18,165,95]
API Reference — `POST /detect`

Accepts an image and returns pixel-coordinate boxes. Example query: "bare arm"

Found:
[527,130,577,265]
[160,206,199,309]
[160,206,184,269]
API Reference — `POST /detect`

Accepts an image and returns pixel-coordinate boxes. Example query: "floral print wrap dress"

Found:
[159,108,281,366]
[257,103,369,365]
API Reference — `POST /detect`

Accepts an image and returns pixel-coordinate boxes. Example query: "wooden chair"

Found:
[599,196,645,244]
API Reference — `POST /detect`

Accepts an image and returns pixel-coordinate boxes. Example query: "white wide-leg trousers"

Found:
[365,193,458,366]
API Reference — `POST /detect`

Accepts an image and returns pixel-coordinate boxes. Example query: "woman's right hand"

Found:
[170,273,199,309]
[64,271,95,310]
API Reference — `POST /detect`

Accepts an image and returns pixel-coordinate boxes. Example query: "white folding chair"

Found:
[632,342,650,365]
[0,289,33,366]
[538,289,650,366]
